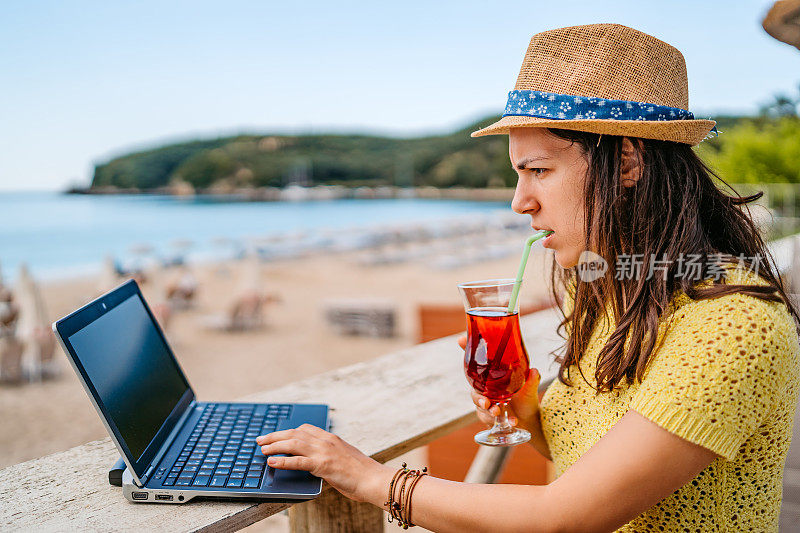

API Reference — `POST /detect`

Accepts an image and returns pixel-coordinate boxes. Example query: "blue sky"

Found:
[1,0,798,191]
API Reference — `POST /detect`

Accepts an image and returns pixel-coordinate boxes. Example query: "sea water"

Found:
[0,192,515,281]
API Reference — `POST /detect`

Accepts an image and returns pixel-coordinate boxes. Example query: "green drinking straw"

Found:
[506,230,553,314]
[488,229,555,371]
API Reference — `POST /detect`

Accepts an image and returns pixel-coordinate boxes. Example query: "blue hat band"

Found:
[503,90,713,132]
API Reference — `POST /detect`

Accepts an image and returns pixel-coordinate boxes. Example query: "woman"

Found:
[256,24,800,531]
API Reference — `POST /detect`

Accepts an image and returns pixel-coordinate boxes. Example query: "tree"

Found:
[173,149,237,189]
[759,83,800,118]
[698,116,800,184]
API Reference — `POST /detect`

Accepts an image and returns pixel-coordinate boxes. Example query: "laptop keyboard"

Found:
[157,403,292,489]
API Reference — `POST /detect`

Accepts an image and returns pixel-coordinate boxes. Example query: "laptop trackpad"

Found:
[265,415,325,494]
[269,464,315,487]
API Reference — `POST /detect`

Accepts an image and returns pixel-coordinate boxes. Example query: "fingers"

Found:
[296,423,332,438]
[256,424,330,445]
[471,390,502,425]
[267,455,315,471]
[256,424,318,446]
[255,424,337,465]
[260,438,312,457]
[457,334,467,349]
[471,390,498,414]
[507,368,543,427]
[256,429,294,446]
[254,426,330,474]
[470,390,490,410]
[518,368,542,399]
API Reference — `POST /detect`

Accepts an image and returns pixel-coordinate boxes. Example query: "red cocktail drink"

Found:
[457,279,532,446]
[464,308,530,403]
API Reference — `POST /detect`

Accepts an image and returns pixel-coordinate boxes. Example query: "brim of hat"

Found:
[471,115,717,146]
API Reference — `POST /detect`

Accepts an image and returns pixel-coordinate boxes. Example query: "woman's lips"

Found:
[542,232,555,248]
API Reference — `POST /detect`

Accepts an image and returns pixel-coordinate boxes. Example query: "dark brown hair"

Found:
[544,128,800,392]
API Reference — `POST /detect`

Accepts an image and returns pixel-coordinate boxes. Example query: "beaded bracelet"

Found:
[395,469,415,528]
[402,467,428,528]
[392,466,417,525]
[385,463,428,529]
[385,463,409,524]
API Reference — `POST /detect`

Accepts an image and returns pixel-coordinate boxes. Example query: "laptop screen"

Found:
[68,293,190,461]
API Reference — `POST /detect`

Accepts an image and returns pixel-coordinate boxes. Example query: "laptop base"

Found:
[121,469,320,504]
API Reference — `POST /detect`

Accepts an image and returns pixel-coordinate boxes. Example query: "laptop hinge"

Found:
[139,400,199,486]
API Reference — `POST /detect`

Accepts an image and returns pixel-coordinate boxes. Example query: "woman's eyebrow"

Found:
[515,156,551,170]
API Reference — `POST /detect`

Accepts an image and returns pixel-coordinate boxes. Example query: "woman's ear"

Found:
[620,137,643,188]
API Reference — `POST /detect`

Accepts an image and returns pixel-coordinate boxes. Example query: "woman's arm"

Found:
[258,410,717,533]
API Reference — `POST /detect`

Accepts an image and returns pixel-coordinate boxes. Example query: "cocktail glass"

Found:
[457,278,531,446]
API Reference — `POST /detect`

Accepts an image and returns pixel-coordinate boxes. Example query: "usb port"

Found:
[155,494,173,501]
[131,492,148,501]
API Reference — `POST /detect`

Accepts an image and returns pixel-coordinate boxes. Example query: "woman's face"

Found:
[509,128,588,269]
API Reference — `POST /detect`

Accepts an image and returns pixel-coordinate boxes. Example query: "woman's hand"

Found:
[458,335,543,436]
[256,424,393,504]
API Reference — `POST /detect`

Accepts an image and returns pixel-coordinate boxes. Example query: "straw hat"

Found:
[472,24,717,146]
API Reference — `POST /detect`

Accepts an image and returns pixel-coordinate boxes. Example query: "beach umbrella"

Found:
[162,239,194,267]
[15,264,48,334]
[15,263,56,380]
[130,243,154,256]
[170,239,194,250]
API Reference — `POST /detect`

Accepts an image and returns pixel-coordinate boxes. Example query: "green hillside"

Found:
[91,116,517,191]
[90,107,800,192]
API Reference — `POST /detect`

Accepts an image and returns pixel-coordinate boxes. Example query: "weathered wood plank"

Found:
[0,308,563,532]
[287,485,383,532]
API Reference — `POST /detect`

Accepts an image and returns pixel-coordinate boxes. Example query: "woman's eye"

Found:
[529,168,547,176]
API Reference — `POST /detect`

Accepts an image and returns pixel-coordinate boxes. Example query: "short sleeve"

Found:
[630,291,799,461]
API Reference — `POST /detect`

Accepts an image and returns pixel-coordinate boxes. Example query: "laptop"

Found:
[52,279,329,504]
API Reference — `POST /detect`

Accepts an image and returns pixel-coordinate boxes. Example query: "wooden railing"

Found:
[2,234,798,531]
[0,308,564,532]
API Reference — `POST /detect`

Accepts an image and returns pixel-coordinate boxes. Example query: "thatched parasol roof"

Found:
[763,0,800,50]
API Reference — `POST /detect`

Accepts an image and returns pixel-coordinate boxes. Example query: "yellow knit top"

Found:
[539,266,800,531]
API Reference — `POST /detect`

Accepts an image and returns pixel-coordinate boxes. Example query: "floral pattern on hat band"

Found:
[503,89,703,125]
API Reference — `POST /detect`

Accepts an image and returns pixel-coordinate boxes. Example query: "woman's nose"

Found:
[511,180,539,215]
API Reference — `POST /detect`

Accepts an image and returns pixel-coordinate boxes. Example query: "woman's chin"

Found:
[554,249,581,270]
